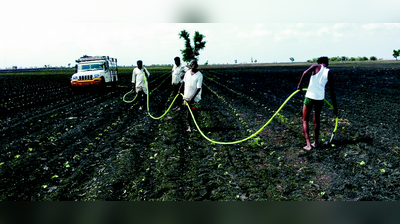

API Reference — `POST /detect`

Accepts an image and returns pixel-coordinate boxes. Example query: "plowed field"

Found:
[1,62,399,201]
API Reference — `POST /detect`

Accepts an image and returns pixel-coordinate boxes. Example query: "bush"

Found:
[357,56,369,61]
[370,56,377,61]
[330,57,338,62]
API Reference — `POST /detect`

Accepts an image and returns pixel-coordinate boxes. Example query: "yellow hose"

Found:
[144,73,180,120]
[183,88,338,145]
[122,89,137,103]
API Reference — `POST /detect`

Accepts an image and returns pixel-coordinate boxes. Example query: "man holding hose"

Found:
[171,56,188,111]
[297,56,338,150]
[178,60,203,132]
[132,60,150,111]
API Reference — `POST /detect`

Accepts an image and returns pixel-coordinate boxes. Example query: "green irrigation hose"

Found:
[324,98,339,142]
[122,73,178,119]
[183,88,339,145]
[147,93,180,120]
[122,72,171,103]
[143,73,180,120]
[122,89,137,103]
[122,73,169,103]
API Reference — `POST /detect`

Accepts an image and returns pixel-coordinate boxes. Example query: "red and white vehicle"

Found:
[71,56,118,87]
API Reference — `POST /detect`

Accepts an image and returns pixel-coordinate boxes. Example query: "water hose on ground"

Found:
[183,88,338,145]
[139,73,183,120]
[122,89,137,103]
[122,72,171,103]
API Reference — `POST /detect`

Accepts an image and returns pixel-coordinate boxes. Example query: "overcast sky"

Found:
[1,0,399,68]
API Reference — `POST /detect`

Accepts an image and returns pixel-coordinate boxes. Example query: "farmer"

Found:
[171,56,188,111]
[132,60,150,111]
[297,56,338,150]
[178,60,203,132]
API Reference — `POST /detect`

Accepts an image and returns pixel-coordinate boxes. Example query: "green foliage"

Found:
[393,49,400,60]
[329,56,344,62]
[289,57,294,62]
[193,31,206,58]
[308,55,377,63]
[179,30,193,62]
[179,30,207,62]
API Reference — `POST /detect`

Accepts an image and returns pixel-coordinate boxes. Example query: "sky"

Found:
[1,0,399,68]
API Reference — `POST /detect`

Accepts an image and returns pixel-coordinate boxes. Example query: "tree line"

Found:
[307,56,379,63]
[304,49,400,63]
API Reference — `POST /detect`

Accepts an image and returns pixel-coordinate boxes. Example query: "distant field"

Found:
[1,61,399,200]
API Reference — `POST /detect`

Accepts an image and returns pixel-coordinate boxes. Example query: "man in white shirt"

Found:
[178,60,203,132]
[132,60,150,111]
[171,57,188,111]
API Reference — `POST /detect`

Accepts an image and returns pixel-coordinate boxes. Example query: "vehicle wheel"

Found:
[70,85,79,94]
[111,77,117,88]
[100,77,106,87]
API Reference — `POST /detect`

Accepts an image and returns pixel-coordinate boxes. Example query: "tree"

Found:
[393,49,400,60]
[179,30,206,63]
[356,56,368,61]
[289,57,294,63]
[370,56,377,61]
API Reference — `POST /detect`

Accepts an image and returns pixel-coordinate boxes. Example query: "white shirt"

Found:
[132,67,150,94]
[171,64,188,85]
[183,70,203,103]
[305,65,329,100]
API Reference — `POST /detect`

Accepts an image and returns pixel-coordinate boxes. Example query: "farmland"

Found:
[1,61,399,201]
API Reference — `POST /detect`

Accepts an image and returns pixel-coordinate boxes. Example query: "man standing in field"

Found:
[178,60,203,132]
[297,56,338,150]
[171,56,188,111]
[132,60,150,111]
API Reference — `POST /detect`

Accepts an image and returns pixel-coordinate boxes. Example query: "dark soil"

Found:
[1,62,399,201]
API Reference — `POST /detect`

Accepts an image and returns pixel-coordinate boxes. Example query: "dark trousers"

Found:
[137,90,146,108]
[186,102,199,129]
